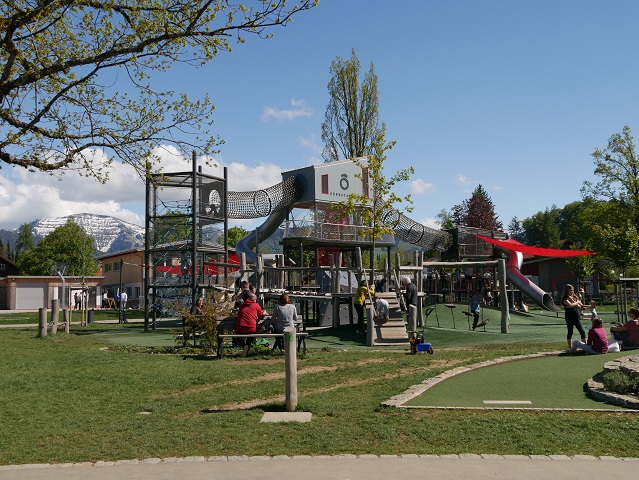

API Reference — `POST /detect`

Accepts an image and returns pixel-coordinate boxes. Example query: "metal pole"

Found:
[119,257,124,323]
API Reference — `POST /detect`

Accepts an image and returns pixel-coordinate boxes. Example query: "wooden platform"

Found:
[371,292,410,346]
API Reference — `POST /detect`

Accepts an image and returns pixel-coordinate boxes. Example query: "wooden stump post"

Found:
[38,308,47,337]
[284,328,298,412]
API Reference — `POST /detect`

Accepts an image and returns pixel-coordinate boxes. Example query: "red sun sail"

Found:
[476,235,595,257]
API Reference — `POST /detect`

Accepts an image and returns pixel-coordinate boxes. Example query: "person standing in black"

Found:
[561,284,586,350]
[402,277,418,312]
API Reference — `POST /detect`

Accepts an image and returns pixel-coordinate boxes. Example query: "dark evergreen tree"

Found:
[451,184,503,231]
[508,216,526,242]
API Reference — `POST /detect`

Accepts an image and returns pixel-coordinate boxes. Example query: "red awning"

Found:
[476,235,596,257]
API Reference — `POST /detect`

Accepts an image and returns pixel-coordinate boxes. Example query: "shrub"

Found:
[602,370,639,395]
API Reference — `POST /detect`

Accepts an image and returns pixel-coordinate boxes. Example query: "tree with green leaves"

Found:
[507,216,526,242]
[333,134,414,276]
[565,245,597,292]
[451,185,503,231]
[18,220,98,276]
[436,209,454,230]
[580,126,639,273]
[227,226,249,248]
[14,223,35,260]
[321,49,385,162]
[582,126,639,225]
[522,206,561,248]
[1,1,318,178]
[322,50,413,277]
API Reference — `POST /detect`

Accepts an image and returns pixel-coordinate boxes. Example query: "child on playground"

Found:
[375,296,389,323]
[354,280,374,334]
[469,290,483,330]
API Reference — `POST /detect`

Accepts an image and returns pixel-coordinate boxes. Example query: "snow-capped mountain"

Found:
[28,213,145,254]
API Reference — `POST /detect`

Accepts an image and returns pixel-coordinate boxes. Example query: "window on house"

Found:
[114,262,120,271]
[105,263,111,272]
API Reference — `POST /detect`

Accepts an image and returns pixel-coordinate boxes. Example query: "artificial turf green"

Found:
[405,351,632,410]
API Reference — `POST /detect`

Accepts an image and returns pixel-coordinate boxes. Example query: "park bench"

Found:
[216,316,308,359]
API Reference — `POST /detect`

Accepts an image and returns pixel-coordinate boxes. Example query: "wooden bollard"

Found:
[366,304,375,346]
[50,299,59,334]
[284,328,298,412]
[408,305,417,337]
[64,308,70,334]
[38,307,48,337]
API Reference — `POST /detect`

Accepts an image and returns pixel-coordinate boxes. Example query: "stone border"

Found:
[587,354,639,409]
[2,453,639,470]
[382,351,639,411]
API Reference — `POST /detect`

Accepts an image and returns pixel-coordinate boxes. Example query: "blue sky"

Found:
[2,0,639,232]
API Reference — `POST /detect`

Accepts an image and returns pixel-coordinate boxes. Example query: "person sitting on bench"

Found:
[234,293,267,352]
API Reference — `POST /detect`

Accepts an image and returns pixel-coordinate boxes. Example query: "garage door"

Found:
[15,284,46,309]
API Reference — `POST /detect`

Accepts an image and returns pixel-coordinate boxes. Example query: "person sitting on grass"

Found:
[611,306,639,350]
[571,317,609,354]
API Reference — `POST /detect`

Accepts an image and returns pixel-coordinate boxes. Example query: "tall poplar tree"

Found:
[321,49,386,162]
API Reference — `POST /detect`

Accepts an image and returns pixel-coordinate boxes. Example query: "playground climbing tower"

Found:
[144,156,230,330]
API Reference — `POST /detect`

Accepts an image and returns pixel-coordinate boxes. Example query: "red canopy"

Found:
[476,235,595,257]
[154,254,240,275]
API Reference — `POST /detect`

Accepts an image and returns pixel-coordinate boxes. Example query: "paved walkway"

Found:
[1,454,638,480]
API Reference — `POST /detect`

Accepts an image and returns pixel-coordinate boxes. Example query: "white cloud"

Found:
[409,179,436,195]
[261,98,312,122]
[456,174,476,186]
[0,145,287,230]
[418,217,441,230]
[299,133,323,154]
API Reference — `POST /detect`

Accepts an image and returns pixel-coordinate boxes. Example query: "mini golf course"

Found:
[401,351,635,411]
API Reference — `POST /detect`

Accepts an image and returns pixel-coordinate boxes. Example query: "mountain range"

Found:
[1,213,145,255]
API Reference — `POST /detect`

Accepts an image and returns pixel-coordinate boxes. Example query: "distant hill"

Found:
[0,213,145,255]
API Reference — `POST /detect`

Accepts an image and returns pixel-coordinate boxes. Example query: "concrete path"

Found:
[1,454,637,480]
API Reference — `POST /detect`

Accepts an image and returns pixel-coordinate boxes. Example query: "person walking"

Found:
[469,290,483,330]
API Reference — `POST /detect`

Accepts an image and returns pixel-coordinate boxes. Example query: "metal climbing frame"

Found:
[144,159,231,330]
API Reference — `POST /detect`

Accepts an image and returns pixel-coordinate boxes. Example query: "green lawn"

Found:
[1,308,638,466]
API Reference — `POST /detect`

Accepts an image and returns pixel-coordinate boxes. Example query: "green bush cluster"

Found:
[602,370,639,395]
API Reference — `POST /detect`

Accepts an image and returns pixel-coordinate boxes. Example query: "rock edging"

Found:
[586,354,639,409]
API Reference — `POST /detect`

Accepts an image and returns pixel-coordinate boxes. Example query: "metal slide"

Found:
[235,207,290,264]
[495,245,562,312]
